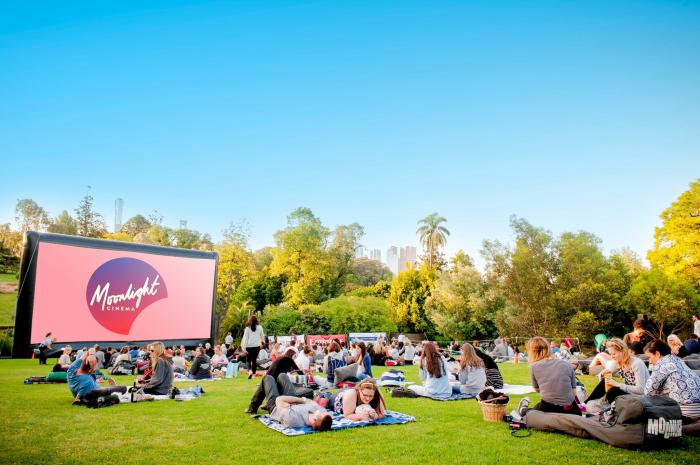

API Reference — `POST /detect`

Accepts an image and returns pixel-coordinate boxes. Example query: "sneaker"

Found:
[97,394,120,408]
[72,396,83,406]
[517,397,531,417]
[244,406,257,414]
[391,387,418,398]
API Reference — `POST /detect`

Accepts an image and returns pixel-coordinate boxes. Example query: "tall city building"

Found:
[385,246,399,276]
[369,248,381,261]
[355,246,367,259]
[399,246,417,273]
[114,198,124,233]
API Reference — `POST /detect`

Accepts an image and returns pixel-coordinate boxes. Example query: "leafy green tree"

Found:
[269,208,330,306]
[48,210,78,235]
[14,199,50,234]
[348,257,393,287]
[387,264,436,333]
[624,269,700,338]
[74,194,107,237]
[215,240,256,342]
[648,178,700,288]
[417,212,450,270]
[426,257,490,340]
[263,304,302,336]
[482,217,558,336]
[172,228,202,249]
[317,296,397,334]
[325,223,365,297]
[253,247,274,271]
[120,214,151,237]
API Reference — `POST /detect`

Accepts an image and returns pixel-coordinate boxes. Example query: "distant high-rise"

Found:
[386,246,399,276]
[355,246,367,259]
[399,246,417,273]
[114,198,124,233]
[370,249,381,261]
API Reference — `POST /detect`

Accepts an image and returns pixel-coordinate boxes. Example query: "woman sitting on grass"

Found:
[644,340,700,420]
[354,341,373,379]
[586,338,649,403]
[137,342,173,395]
[471,343,503,389]
[408,342,452,398]
[328,377,387,421]
[189,346,212,380]
[67,352,127,406]
[452,343,486,396]
[522,337,580,416]
[370,340,387,366]
[210,345,229,370]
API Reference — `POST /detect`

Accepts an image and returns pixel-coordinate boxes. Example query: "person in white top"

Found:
[241,315,265,379]
[294,346,313,373]
[694,315,700,338]
[401,341,416,365]
[388,343,399,360]
[211,345,229,370]
[225,332,234,346]
[58,346,72,368]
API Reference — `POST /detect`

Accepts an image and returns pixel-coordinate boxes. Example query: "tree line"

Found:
[1,178,698,344]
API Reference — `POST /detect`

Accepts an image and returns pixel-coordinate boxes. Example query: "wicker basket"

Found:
[478,397,508,422]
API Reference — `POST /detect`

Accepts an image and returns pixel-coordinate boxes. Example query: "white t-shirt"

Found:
[389,348,399,360]
[225,334,234,345]
[241,325,265,349]
[294,353,310,372]
[403,346,415,361]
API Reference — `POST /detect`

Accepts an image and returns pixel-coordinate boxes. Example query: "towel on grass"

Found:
[258,410,415,436]
[498,384,536,395]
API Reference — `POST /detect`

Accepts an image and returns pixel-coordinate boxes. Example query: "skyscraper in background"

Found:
[370,249,381,261]
[114,198,123,233]
[399,246,417,273]
[355,246,367,259]
[386,246,399,275]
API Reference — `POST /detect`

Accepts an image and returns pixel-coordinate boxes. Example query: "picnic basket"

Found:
[478,396,508,422]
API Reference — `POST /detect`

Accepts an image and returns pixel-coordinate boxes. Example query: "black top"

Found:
[476,350,499,370]
[266,356,300,378]
[189,355,212,379]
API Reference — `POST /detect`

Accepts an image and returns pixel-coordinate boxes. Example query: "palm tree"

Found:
[416,213,450,269]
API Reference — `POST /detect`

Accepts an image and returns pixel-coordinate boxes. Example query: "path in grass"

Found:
[0,359,698,464]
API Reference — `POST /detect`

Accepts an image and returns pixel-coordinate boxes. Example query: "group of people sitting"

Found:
[516,320,700,429]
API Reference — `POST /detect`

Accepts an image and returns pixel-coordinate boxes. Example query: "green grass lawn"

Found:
[0,292,17,326]
[0,360,698,464]
[0,273,18,282]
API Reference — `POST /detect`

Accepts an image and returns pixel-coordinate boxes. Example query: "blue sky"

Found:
[1,0,699,268]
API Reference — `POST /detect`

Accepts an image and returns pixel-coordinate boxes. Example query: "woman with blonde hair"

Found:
[523,337,579,416]
[668,334,689,358]
[452,343,486,396]
[371,340,387,366]
[328,377,387,421]
[586,338,649,404]
[138,341,173,395]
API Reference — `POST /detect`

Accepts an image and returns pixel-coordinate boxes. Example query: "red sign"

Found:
[306,334,347,345]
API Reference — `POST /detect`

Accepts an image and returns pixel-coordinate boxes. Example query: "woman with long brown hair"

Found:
[407,342,451,397]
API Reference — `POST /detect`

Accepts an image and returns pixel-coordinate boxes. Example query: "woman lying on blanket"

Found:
[324,378,387,421]
[408,342,452,398]
[67,352,127,405]
[523,337,580,416]
[451,343,486,396]
[585,338,649,405]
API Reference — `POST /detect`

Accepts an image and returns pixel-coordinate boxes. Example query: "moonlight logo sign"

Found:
[86,257,168,334]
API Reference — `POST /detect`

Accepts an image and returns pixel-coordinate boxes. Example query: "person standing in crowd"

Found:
[225,332,234,347]
[644,340,700,420]
[241,315,265,379]
[522,337,580,416]
[38,332,55,365]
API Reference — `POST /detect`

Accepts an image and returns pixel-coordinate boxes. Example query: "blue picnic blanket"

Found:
[258,410,416,436]
[414,392,475,401]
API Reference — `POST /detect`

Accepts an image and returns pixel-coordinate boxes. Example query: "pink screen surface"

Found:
[30,242,215,343]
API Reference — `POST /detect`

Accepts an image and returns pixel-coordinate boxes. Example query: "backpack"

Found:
[379,369,405,387]
[610,395,682,446]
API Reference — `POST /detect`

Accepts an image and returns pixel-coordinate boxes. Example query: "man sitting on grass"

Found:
[67,352,127,407]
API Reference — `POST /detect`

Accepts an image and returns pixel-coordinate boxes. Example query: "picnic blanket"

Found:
[258,410,416,436]
[117,386,205,403]
[498,384,536,395]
